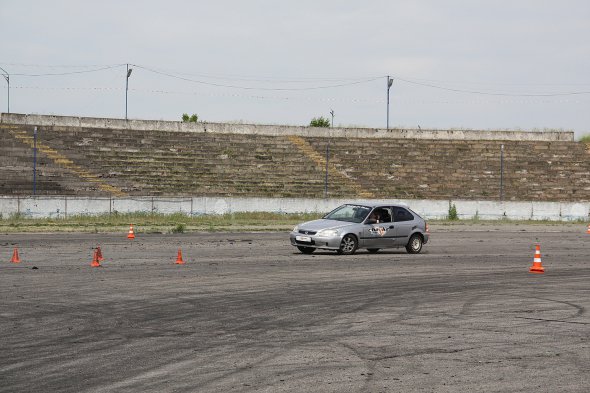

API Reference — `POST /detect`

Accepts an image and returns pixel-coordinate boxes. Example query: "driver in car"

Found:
[367,210,382,224]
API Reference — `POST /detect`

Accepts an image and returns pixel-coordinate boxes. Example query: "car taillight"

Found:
[425,223,430,233]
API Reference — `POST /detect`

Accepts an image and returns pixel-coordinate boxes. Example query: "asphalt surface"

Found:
[0,224,589,392]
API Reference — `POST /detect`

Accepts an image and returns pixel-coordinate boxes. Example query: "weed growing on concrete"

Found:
[172,223,186,233]
[448,203,459,221]
[9,212,24,220]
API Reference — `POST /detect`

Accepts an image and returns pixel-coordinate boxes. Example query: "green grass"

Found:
[0,211,584,233]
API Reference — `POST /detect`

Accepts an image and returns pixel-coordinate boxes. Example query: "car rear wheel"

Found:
[337,234,358,255]
[297,246,316,254]
[406,234,423,254]
[367,248,380,253]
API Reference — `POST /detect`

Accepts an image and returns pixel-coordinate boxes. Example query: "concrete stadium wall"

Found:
[0,196,587,221]
[0,113,574,141]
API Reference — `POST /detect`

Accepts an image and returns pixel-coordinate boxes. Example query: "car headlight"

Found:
[317,229,338,237]
[293,225,299,232]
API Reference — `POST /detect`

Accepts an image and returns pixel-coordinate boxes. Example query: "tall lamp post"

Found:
[386,76,393,130]
[325,109,334,198]
[500,144,504,201]
[0,66,9,113]
[125,64,133,120]
[33,127,37,195]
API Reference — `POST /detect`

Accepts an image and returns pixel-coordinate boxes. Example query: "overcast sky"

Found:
[1,0,589,137]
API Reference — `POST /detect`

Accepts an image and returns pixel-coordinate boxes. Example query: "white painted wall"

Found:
[0,196,587,221]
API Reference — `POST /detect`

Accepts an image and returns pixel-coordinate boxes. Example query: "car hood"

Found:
[297,219,355,232]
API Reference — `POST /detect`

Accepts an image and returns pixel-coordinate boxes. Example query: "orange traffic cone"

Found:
[10,247,21,263]
[96,246,104,261]
[175,249,185,265]
[586,224,590,234]
[529,244,545,274]
[127,224,135,239]
[91,249,101,267]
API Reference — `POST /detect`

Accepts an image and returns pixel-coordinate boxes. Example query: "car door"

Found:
[361,207,395,248]
[392,206,416,245]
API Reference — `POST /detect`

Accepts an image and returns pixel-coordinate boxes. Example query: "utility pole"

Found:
[125,64,133,120]
[325,109,334,198]
[0,66,9,113]
[324,143,329,198]
[386,76,393,130]
[500,144,504,201]
[33,127,37,195]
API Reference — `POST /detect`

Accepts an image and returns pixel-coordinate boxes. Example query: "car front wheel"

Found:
[297,246,316,254]
[337,234,358,255]
[406,234,423,254]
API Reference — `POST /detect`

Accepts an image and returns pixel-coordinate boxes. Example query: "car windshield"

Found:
[323,204,371,223]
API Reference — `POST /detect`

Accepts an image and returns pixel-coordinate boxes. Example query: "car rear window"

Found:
[393,207,414,222]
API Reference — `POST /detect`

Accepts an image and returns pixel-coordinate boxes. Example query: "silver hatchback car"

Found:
[290,202,429,255]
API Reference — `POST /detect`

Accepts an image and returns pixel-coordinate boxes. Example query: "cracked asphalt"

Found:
[0,224,588,392]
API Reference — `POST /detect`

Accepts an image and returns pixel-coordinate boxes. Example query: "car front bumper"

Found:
[289,231,342,250]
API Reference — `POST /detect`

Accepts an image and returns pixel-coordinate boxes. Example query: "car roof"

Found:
[344,201,409,208]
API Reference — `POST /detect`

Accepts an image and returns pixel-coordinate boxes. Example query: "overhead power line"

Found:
[6,64,125,77]
[9,85,587,105]
[125,64,381,83]
[0,62,124,68]
[393,76,590,97]
[2,61,590,96]
[131,64,382,91]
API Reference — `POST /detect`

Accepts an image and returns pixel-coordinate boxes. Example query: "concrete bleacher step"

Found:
[2,124,589,200]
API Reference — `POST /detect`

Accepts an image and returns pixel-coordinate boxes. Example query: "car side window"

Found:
[367,207,392,224]
[393,207,414,222]
[378,207,392,223]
